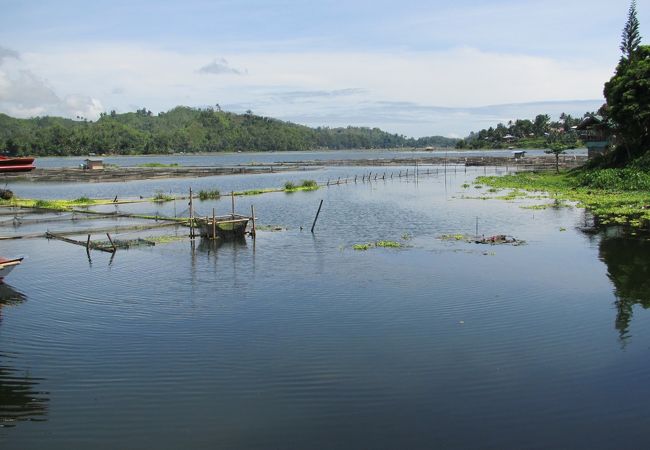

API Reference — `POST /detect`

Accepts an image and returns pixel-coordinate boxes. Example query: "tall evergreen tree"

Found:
[621,1,642,59]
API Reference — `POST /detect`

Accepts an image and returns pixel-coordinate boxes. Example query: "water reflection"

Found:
[0,285,49,427]
[0,284,26,308]
[0,284,27,324]
[598,237,650,342]
[197,236,248,254]
[0,356,49,427]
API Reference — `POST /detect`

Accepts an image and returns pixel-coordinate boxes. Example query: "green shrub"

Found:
[575,168,650,191]
[73,196,93,204]
[153,191,174,202]
[301,180,318,188]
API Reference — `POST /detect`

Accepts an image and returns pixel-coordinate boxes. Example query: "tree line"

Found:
[455,113,589,150]
[0,106,457,156]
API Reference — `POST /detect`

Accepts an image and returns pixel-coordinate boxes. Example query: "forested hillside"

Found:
[0,107,457,156]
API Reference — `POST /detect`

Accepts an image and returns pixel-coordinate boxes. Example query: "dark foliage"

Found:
[0,107,457,156]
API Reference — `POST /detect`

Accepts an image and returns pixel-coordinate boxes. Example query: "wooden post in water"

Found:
[212,208,216,239]
[231,191,235,217]
[86,234,91,251]
[311,199,324,234]
[106,233,117,252]
[189,187,195,239]
[251,205,256,238]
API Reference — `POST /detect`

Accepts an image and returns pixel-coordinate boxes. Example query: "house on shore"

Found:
[575,116,610,159]
[83,159,104,170]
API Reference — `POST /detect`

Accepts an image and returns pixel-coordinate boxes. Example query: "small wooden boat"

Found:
[0,155,35,172]
[196,214,251,239]
[0,257,23,282]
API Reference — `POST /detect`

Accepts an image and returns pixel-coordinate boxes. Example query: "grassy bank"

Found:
[476,170,650,229]
[0,196,103,211]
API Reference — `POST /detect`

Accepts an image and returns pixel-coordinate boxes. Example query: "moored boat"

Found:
[0,257,23,282]
[0,155,35,172]
[196,214,251,239]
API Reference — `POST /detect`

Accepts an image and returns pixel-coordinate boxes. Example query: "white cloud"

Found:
[198,58,245,75]
[0,46,20,63]
[0,45,104,119]
[1,43,613,134]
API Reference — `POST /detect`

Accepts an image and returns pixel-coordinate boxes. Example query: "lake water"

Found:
[1,165,649,449]
[33,148,587,168]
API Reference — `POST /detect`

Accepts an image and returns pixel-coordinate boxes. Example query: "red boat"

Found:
[0,155,35,172]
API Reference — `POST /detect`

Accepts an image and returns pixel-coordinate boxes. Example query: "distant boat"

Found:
[0,257,23,283]
[0,155,35,172]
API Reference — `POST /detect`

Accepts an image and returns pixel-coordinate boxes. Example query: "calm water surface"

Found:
[34,148,587,168]
[1,167,649,449]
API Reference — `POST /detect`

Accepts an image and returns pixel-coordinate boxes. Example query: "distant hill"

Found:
[0,107,457,156]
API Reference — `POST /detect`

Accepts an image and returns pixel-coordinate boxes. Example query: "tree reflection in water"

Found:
[598,237,650,344]
[0,284,49,428]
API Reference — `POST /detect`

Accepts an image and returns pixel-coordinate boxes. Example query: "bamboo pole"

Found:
[251,205,256,238]
[311,199,323,234]
[212,208,216,239]
[47,232,114,253]
[189,187,194,239]
[106,233,117,252]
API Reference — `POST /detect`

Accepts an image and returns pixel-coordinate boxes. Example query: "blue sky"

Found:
[0,0,645,137]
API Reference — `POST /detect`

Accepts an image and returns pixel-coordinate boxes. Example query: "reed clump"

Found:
[198,189,221,200]
[284,179,319,192]
[152,191,175,202]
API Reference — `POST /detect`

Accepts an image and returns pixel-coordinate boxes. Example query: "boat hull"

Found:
[196,215,250,239]
[0,257,23,282]
[0,156,36,172]
[0,164,36,172]
[0,157,34,165]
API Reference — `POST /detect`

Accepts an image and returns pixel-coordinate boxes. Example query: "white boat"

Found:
[0,257,23,282]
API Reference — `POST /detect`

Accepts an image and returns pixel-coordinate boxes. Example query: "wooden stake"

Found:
[106,233,117,252]
[212,208,216,239]
[231,191,235,216]
[251,205,256,238]
[311,199,323,233]
[189,187,194,239]
[86,234,91,250]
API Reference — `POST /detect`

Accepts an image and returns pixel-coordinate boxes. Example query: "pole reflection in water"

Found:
[0,284,49,427]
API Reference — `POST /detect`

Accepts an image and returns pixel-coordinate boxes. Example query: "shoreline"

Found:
[0,154,587,183]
